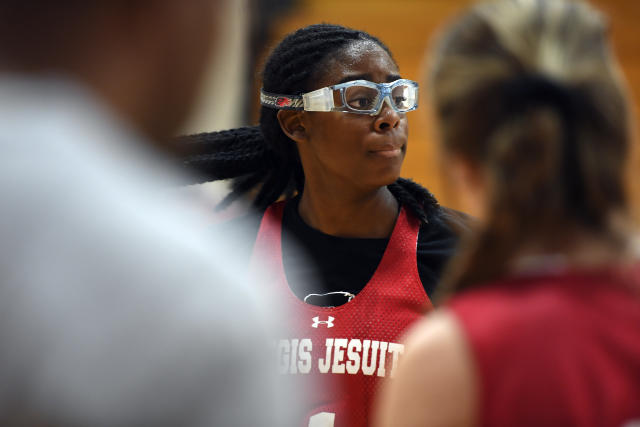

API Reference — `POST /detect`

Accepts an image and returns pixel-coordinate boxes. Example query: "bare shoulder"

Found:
[374,310,478,427]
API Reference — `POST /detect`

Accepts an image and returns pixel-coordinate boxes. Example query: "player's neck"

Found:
[297,186,399,238]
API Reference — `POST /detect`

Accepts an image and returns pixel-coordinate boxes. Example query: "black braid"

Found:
[215,173,265,210]
[178,24,404,211]
[387,178,440,224]
[179,126,276,183]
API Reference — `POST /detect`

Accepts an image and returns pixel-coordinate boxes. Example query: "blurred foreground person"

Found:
[376,0,640,426]
[0,1,288,426]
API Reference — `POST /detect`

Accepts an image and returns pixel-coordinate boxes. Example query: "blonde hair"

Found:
[429,0,631,295]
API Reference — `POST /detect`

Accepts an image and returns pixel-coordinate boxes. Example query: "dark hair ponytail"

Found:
[430,0,630,299]
[179,126,288,209]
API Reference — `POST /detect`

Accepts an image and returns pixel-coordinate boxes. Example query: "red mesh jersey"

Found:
[449,268,640,427]
[251,201,431,427]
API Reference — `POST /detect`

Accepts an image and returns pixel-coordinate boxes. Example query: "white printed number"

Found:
[309,412,335,427]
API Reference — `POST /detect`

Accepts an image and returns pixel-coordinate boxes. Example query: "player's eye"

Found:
[345,86,378,110]
[349,97,376,109]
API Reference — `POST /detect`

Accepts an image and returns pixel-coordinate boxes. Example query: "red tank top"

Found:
[448,268,640,427]
[251,201,431,427]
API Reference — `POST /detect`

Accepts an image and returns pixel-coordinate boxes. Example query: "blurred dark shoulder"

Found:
[438,206,475,236]
[415,205,474,298]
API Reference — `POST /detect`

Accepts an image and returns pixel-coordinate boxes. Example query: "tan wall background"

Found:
[185,0,640,218]
[260,0,640,216]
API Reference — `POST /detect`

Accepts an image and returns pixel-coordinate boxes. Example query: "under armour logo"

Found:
[311,316,335,328]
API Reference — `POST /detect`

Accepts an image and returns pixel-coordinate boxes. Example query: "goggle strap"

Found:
[260,89,304,110]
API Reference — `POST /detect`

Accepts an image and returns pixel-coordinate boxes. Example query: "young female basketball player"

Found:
[179,24,468,426]
[376,1,640,426]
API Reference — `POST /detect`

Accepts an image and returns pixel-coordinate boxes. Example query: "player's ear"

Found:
[277,110,308,144]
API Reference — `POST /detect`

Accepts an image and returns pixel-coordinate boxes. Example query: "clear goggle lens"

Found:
[342,81,417,113]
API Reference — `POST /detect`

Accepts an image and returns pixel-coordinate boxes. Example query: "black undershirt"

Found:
[216,197,463,307]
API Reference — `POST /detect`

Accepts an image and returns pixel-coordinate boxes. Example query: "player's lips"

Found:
[368,143,405,158]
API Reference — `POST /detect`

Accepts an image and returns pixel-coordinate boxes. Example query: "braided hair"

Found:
[180,24,440,222]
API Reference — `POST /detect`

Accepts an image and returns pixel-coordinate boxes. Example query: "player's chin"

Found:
[370,162,404,188]
[378,150,404,172]
[359,149,404,185]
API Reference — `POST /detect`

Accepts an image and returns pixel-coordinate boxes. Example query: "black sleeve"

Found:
[417,207,473,301]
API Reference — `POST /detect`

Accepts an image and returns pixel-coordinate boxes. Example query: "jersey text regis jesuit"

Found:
[277,338,404,377]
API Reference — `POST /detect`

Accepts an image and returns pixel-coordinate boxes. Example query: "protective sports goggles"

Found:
[260,79,419,116]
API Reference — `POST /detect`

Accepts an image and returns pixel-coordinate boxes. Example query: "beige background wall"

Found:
[187,0,640,218]
[266,0,640,216]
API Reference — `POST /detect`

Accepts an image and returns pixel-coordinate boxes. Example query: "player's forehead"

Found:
[311,40,400,90]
